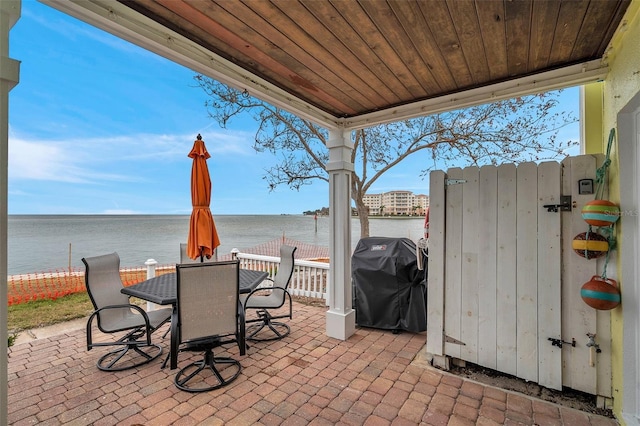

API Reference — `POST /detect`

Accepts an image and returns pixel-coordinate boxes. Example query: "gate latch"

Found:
[548,337,576,348]
[543,195,572,212]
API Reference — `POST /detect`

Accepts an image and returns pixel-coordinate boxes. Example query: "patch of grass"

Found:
[7,292,94,332]
[7,292,148,332]
[7,332,19,347]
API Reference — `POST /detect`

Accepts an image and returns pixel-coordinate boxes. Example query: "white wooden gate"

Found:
[426,155,612,398]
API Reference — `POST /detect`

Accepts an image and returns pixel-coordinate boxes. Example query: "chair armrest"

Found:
[243,276,276,297]
[86,303,153,350]
[242,286,288,305]
[92,303,152,323]
[242,287,291,313]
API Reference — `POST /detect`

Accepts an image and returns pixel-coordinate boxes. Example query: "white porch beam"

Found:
[1,1,21,424]
[343,60,609,130]
[325,129,355,340]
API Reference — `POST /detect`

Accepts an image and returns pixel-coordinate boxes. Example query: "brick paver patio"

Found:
[8,302,618,425]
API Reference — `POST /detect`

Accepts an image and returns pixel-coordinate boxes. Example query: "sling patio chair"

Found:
[241,245,297,342]
[174,260,246,392]
[82,252,172,372]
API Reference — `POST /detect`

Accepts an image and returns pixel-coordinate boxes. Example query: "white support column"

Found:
[1,1,21,424]
[325,128,356,340]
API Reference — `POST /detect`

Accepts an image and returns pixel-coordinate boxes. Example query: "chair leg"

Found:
[174,348,241,392]
[161,351,170,369]
[93,327,164,372]
[246,309,291,342]
[98,346,129,371]
[97,342,163,371]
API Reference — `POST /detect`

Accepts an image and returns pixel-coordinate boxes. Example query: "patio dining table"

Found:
[121,268,269,369]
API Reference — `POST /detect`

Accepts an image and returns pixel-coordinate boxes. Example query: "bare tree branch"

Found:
[195,76,578,238]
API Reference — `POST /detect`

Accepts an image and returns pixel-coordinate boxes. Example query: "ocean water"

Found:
[7,215,425,275]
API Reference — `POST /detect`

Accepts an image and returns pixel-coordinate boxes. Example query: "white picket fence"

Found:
[145,251,329,303]
[234,252,329,302]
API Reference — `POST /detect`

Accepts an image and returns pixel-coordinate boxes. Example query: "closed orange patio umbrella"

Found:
[187,134,220,261]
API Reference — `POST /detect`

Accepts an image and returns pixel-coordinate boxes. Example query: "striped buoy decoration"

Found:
[572,231,609,259]
[580,276,621,310]
[581,199,620,227]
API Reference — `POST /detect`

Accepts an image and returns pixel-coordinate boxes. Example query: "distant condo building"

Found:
[362,191,429,216]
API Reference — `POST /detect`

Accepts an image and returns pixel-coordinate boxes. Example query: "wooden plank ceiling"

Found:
[118,0,630,120]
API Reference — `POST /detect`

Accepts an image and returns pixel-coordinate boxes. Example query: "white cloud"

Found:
[194,130,255,156]
[7,130,256,185]
[7,188,29,196]
[8,137,133,183]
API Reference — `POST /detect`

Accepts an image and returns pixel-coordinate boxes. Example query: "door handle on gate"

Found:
[543,195,573,212]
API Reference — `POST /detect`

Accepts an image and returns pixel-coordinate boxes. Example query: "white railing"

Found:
[232,252,329,303]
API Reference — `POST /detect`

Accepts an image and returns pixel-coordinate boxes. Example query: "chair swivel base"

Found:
[96,343,163,372]
[175,348,241,392]
[246,309,290,342]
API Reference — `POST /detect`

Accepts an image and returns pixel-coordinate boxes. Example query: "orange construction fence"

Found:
[7,265,176,306]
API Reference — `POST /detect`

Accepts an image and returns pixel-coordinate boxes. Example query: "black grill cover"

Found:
[352,237,427,333]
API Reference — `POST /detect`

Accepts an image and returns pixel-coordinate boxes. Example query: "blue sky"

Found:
[8,1,580,215]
